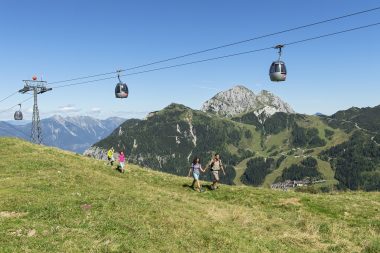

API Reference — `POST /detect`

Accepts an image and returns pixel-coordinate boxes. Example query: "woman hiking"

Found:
[207,153,226,190]
[188,157,205,192]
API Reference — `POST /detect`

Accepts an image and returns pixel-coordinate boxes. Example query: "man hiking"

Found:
[207,153,226,190]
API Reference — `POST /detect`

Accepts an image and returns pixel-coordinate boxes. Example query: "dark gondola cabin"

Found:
[269,61,287,82]
[14,110,23,120]
[115,82,129,98]
[14,104,23,120]
[115,71,129,98]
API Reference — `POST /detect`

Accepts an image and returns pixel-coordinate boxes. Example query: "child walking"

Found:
[188,157,205,192]
[118,151,126,173]
[107,147,115,166]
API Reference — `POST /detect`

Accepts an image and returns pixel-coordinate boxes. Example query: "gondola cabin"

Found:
[14,110,23,120]
[115,82,129,98]
[14,104,23,120]
[269,61,287,82]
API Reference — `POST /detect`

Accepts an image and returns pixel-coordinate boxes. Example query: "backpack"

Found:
[210,159,223,171]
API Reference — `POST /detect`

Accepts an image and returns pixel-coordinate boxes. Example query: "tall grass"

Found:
[0,137,379,252]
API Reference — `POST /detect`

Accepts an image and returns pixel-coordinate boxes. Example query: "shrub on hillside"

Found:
[324,129,334,140]
[276,155,286,169]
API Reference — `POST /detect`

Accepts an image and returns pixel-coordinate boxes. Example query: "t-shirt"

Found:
[192,163,202,174]
[107,150,114,158]
[119,154,125,163]
[211,159,222,171]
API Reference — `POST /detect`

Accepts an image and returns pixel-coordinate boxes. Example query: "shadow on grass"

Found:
[182,183,214,191]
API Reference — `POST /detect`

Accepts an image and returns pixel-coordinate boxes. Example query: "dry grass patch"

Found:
[0,211,28,218]
[279,197,302,206]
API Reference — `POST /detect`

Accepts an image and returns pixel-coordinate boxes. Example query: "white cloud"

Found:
[90,107,101,112]
[84,107,102,117]
[58,104,81,113]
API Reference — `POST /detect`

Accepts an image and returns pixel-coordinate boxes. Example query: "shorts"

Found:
[193,172,200,180]
[120,162,125,169]
[211,170,220,181]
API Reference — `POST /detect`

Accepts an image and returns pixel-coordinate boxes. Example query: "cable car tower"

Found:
[18,77,52,144]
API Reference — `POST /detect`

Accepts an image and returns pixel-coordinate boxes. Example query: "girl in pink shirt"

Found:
[119,151,126,173]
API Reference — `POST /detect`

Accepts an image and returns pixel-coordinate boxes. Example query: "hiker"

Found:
[207,153,226,190]
[188,157,205,192]
[107,147,115,166]
[118,151,126,173]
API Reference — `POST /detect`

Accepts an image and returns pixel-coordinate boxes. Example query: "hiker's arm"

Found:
[200,165,205,173]
[204,161,212,172]
[187,168,192,177]
[221,162,226,175]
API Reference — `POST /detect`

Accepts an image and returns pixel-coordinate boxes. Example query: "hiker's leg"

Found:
[213,171,220,189]
[196,180,202,191]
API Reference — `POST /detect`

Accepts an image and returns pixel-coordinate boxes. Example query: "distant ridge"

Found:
[0,115,125,153]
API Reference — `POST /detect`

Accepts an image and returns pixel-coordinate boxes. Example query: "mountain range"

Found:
[0,116,125,153]
[85,85,380,191]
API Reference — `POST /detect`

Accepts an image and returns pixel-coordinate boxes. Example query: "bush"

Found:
[324,129,334,140]
[244,130,252,139]
[304,149,314,155]
[276,155,286,168]
[237,148,255,160]
[301,157,318,167]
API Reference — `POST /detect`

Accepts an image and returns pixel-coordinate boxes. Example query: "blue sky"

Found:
[0,0,379,120]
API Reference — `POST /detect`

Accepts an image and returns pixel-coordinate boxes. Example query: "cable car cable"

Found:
[0,91,19,104]
[0,96,33,115]
[284,22,380,46]
[47,6,380,85]
[51,21,380,89]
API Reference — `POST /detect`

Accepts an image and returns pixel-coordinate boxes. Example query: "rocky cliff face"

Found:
[201,85,294,119]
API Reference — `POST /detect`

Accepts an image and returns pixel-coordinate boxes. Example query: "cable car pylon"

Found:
[18,77,52,144]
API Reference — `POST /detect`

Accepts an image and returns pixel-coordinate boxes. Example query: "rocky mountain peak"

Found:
[201,85,294,118]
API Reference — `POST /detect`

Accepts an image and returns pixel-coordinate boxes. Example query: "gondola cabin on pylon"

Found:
[269,45,287,82]
[14,104,23,120]
[115,71,129,98]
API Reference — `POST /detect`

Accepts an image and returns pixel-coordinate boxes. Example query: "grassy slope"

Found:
[1,137,379,253]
